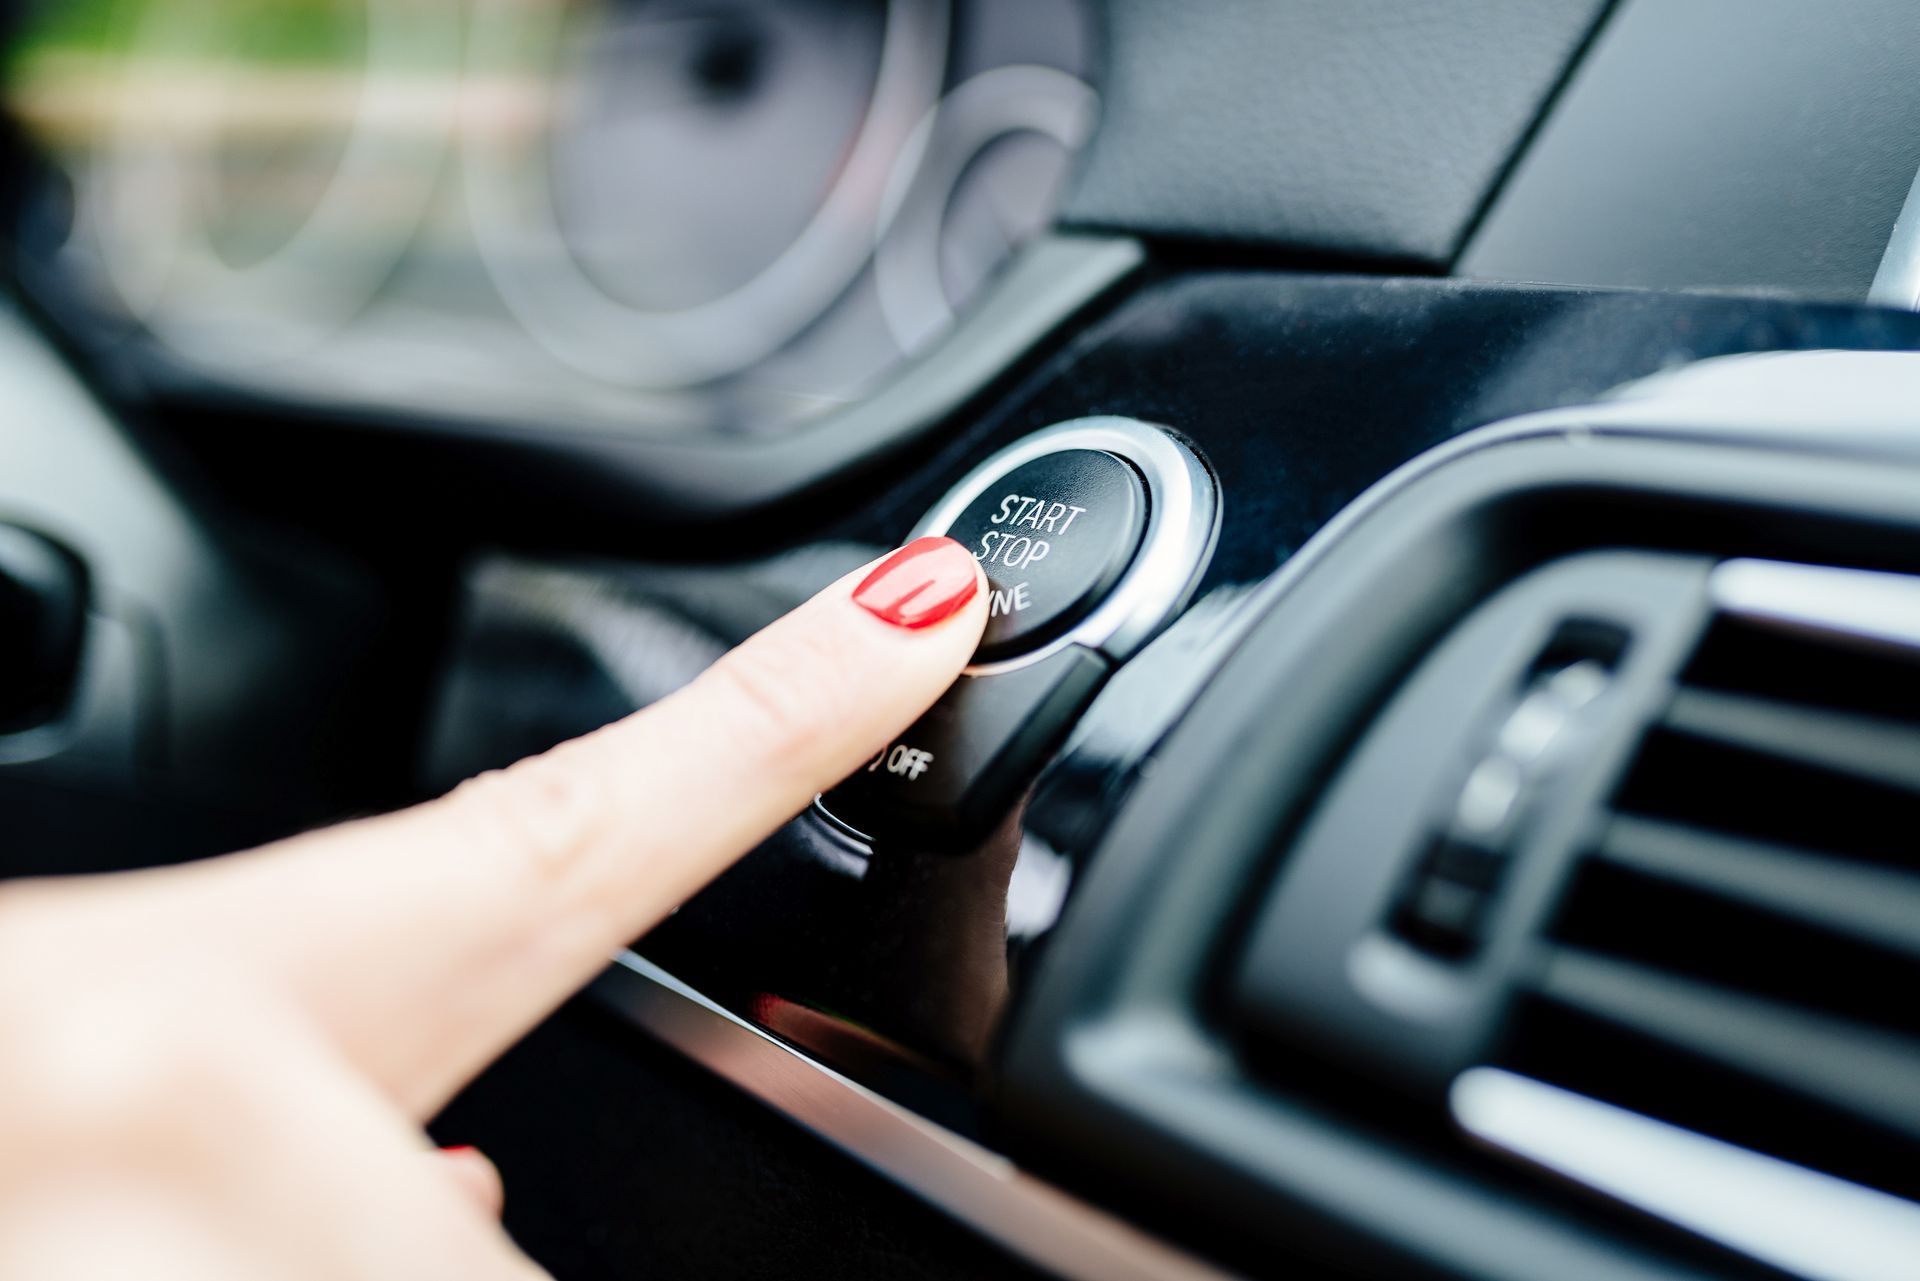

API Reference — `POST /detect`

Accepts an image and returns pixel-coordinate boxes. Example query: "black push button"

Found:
[820,647,1108,841]
[947,450,1146,660]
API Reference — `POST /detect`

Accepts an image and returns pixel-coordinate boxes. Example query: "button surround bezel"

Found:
[911,417,1220,675]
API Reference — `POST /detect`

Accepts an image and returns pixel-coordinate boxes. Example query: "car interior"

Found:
[5,1,1920,1278]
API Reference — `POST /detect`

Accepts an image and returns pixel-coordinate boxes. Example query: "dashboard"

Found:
[5,4,1920,1281]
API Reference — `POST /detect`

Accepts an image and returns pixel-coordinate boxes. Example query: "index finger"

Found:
[136,539,986,1114]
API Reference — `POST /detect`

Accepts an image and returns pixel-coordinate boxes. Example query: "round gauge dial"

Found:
[551,0,891,312]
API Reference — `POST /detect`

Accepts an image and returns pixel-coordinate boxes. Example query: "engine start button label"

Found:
[944,449,1146,659]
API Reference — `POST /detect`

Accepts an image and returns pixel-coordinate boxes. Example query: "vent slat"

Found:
[1597,816,1920,965]
[1613,729,1920,875]
[1662,687,1920,796]
[1534,949,1920,1147]
[1712,559,1920,659]
[1452,1067,1920,1281]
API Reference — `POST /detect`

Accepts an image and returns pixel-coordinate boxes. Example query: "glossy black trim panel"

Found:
[593,952,1237,1281]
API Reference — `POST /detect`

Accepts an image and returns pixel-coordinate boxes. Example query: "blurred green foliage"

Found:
[12,0,356,66]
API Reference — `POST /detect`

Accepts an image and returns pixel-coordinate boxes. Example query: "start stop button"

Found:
[949,450,1146,660]
[819,418,1217,843]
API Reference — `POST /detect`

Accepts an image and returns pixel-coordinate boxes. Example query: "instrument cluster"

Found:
[6,0,1093,435]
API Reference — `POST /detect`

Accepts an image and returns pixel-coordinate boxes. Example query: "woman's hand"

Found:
[0,538,986,1281]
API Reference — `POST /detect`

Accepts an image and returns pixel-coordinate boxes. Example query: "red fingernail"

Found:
[852,536,980,629]
[440,1145,478,1156]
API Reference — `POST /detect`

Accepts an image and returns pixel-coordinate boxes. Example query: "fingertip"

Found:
[850,536,986,632]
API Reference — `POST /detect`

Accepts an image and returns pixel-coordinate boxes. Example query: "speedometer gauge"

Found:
[5,0,1095,435]
[555,1,896,314]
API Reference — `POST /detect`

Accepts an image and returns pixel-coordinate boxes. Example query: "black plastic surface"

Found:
[1062,0,1613,265]
[1460,0,1920,300]
[432,1002,1057,1281]
[0,303,409,854]
[950,450,1145,659]
[820,645,1109,841]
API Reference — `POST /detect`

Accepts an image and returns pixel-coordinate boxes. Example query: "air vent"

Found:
[1234,553,1920,1277]
[1464,560,1920,1279]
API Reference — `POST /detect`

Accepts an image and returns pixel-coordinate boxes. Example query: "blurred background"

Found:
[3,0,1093,436]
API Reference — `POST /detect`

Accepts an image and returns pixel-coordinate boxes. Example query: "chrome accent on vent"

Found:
[1711,558,1920,653]
[1452,1068,1920,1281]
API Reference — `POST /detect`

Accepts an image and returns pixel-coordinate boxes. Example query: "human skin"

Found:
[0,538,987,1281]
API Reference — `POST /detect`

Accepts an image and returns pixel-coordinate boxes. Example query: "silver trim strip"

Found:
[1711,557,1920,654]
[595,952,1238,1281]
[910,416,1220,676]
[1452,1068,1920,1281]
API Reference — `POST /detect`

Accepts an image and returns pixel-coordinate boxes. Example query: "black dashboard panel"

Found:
[424,268,1920,1079]
[408,276,1920,1279]
[1061,0,1612,265]
[1460,0,1920,300]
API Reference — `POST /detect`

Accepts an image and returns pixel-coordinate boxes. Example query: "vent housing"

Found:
[1509,559,1920,1203]
[1233,555,1920,1280]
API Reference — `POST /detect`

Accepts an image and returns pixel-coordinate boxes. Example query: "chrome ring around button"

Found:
[912,417,1220,676]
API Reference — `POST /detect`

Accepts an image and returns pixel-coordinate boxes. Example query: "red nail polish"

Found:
[440,1145,478,1156]
[853,536,980,629]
